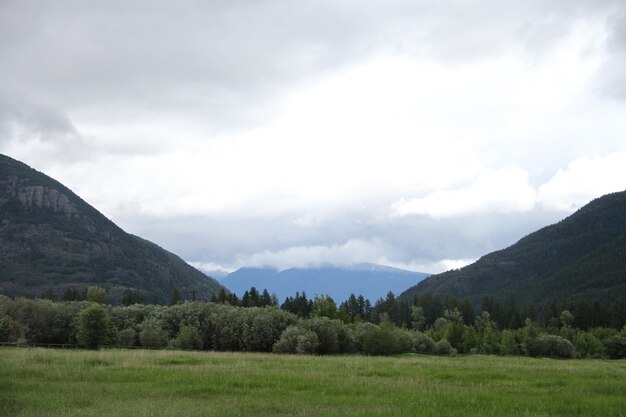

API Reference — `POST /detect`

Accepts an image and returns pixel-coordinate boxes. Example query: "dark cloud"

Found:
[2,0,621,137]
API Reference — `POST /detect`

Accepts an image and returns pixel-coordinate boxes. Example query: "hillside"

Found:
[0,153,223,302]
[401,190,626,305]
[221,263,429,302]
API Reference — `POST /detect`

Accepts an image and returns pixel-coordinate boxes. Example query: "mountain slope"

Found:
[0,153,223,302]
[401,190,626,305]
[221,263,429,302]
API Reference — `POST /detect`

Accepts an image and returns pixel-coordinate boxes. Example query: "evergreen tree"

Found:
[169,288,181,306]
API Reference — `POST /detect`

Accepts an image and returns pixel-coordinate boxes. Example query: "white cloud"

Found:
[230,239,390,272]
[537,152,626,211]
[392,169,537,219]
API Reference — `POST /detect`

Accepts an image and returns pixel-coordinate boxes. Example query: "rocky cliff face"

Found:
[1,175,78,216]
[0,153,224,302]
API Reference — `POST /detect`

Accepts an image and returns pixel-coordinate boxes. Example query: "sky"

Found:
[1,0,626,276]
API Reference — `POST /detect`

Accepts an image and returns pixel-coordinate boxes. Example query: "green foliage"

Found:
[572,331,603,358]
[139,317,169,349]
[76,304,118,349]
[86,286,107,304]
[411,305,425,330]
[122,290,144,306]
[480,326,500,355]
[311,295,338,319]
[500,330,520,356]
[602,335,626,359]
[169,325,203,350]
[527,335,575,359]
[118,328,137,347]
[361,315,414,356]
[412,331,436,354]
[0,312,15,342]
[434,339,453,355]
[272,326,319,354]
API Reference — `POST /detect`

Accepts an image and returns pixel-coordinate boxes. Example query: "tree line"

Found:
[1,288,625,359]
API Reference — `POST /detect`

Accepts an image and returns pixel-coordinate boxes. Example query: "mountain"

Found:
[221,263,429,302]
[0,153,223,302]
[401,190,626,306]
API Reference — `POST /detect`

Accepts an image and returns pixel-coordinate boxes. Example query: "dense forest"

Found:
[403,190,626,305]
[1,287,625,359]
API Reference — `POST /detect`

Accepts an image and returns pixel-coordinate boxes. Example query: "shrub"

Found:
[573,332,603,358]
[139,317,169,348]
[603,335,626,359]
[412,331,435,354]
[118,328,137,347]
[302,317,341,354]
[527,335,574,359]
[169,325,203,350]
[273,326,319,354]
[434,339,453,355]
[0,312,15,342]
[500,330,520,355]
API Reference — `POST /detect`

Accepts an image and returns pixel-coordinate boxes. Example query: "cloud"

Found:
[537,152,626,210]
[2,0,626,278]
[392,169,537,219]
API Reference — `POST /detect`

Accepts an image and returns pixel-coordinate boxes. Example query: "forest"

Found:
[1,286,625,360]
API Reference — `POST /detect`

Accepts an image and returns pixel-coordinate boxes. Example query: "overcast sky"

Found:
[2,0,626,275]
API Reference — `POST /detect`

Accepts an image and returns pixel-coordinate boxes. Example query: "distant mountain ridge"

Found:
[401,190,626,305]
[221,263,429,302]
[0,153,223,302]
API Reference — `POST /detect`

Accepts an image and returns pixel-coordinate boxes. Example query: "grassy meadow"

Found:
[1,348,625,417]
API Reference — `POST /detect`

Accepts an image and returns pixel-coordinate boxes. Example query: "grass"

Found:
[1,348,625,417]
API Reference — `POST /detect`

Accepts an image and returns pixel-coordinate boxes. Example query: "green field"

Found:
[1,348,625,417]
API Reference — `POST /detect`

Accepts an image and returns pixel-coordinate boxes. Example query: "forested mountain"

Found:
[401,190,626,306]
[0,153,223,302]
[221,263,429,302]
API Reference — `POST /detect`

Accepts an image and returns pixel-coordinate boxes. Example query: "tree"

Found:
[86,286,107,304]
[311,295,337,319]
[76,304,117,349]
[139,317,169,348]
[41,288,55,301]
[122,289,144,306]
[169,288,181,305]
[560,310,574,328]
[61,287,82,301]
[500,330,520,355]
[273,326,319,355]
[411,306,426,331]
[169,325,203,350]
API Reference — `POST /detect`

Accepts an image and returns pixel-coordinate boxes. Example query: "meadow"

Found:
[1,348,625,417]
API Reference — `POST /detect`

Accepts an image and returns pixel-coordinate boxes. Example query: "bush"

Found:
[573,332,603,358]
[412,331,435,354]
[118,328,137,347]
[434,339,453,355]
[527,335,574,359]
[169,325,203,350]
[603,335,626,359]
[0,312,15,342]
[139,317,169,348]
[500,330,520,355]
[273,326,319,354]
[302,317,341,354]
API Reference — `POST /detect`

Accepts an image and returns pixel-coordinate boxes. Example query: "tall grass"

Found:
[1,348,625,417]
